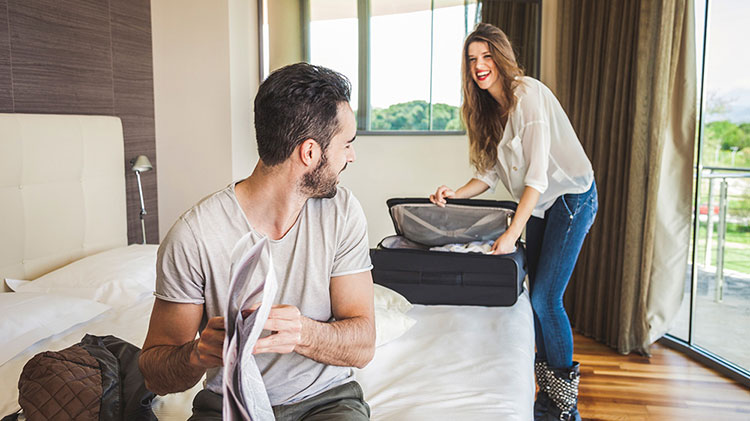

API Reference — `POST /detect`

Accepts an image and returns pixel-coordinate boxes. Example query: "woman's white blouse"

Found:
[474,76,594,218]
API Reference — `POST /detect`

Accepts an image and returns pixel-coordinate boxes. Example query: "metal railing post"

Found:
[705,173,715,267]
[715,178,728,303]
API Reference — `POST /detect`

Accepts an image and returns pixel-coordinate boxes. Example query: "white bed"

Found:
[0,113,534,420]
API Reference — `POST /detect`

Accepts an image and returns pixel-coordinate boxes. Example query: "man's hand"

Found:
[245,304,304,355]
[189,316,226,369]
[239,272,375,368]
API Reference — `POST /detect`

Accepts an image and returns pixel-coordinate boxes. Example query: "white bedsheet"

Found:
[0,293,534,420]
[357,292,535,421]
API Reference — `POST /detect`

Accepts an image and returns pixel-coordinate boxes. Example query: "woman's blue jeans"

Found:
[526,181,598,369]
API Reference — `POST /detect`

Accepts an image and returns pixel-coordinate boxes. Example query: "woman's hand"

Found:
[490,231,518,255]
[489,186,540,255]
[430,185,455,207]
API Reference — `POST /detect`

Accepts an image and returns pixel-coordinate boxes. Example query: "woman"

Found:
[429,23,597,421]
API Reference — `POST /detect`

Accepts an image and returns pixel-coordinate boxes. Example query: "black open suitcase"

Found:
[370,198,527,306]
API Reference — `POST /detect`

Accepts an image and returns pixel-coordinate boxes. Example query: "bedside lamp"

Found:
[130,155,153,244]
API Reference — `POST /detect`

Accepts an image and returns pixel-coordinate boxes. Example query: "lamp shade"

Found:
[130,155,153,172]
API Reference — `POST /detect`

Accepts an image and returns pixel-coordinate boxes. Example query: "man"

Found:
[138,63,375,420]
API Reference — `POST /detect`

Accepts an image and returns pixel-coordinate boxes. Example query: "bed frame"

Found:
[0,114,127,286]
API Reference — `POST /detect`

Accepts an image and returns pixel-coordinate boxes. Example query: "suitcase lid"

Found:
[386,198,517,246]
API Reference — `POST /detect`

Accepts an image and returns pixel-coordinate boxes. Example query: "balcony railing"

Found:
[700,166,750,302]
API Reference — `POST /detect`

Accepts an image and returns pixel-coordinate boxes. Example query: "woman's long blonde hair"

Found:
[461,23,524,174]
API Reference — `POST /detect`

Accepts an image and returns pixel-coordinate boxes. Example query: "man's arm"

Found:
[252,270,376,368]
[138,299,225,395]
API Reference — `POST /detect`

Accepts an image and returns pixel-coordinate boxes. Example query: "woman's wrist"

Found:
[505,224,522,241]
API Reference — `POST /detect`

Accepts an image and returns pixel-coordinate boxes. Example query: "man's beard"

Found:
[301,153,342,199]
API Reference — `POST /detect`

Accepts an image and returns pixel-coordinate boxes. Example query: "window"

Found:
[306,0,479,133]
[308,0,360,113]
[669,0,750,381]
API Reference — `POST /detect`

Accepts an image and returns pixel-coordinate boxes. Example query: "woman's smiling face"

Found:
[467,41,498,91]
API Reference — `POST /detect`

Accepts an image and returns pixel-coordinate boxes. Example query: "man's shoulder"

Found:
[162,184,238,246]
[313,185,353,207]
[180,184,237,223]
[308,186,364,223]
[332,185,356,204]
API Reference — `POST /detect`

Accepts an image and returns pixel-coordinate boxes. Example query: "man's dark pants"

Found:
[188,381,370,421]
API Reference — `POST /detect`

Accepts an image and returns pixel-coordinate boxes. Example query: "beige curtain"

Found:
[623,1,696,351]
[554,0,696,354]
[481,0,541,78]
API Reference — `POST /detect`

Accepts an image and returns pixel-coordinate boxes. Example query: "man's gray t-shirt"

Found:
[155,183,373,406]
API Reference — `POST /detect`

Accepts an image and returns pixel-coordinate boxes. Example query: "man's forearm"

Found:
[294,316,375,369]
[139,340,206,395]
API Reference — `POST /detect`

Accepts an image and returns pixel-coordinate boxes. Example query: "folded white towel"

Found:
[430,240,495,254]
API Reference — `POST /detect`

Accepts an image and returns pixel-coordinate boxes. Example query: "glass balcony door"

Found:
[670,0,750,377]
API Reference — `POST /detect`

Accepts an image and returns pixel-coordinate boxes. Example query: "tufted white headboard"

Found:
[0,114,128,283]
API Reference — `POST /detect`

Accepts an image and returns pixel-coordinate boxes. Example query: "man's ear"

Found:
[298,138,320,168]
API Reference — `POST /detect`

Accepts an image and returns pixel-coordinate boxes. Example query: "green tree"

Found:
[370,100,462,131]
[705,120,750,151]
[445,117,464,131]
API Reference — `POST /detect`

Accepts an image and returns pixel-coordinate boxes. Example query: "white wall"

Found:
[341,135,511,246]
[229,0,260,181]
[151,0,526,246]
[151,0,259,239]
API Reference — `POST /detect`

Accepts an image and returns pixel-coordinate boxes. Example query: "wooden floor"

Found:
[570,333,750,420]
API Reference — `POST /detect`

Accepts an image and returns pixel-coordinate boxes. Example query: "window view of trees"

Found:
[704,120,750,164]
[703,93,750,167]
[701,92,750,221]
[308,0,476,133]
[370,101,463,131]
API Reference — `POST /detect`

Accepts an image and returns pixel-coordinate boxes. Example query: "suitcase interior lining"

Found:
[379,235,430,251]
[389,203,514,247]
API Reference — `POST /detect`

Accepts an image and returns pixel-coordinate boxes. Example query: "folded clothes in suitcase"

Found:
[370,198,527,306]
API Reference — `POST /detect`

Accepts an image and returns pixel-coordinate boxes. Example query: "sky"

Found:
[310,4,475,109]
[700,0,750,123]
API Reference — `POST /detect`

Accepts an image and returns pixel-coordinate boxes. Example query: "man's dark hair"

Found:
[254,63,351,166]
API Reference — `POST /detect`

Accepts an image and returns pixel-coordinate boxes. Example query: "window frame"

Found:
[303,0,476,135]
[660,0,750,389]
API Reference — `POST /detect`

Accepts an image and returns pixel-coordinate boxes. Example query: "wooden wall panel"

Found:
[0,0,13,112]
[110,0,158,244]
[8,0,114,114]
[1,0,158,243]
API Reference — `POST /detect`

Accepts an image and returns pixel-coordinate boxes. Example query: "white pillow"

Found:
[375,306,416,347]
[10,245,158,308]
[374,284,413,314]
[0,292,110,365]
[373,284,416,347]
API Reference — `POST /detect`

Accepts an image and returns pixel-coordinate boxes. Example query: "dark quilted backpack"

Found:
[3,335,157,421]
